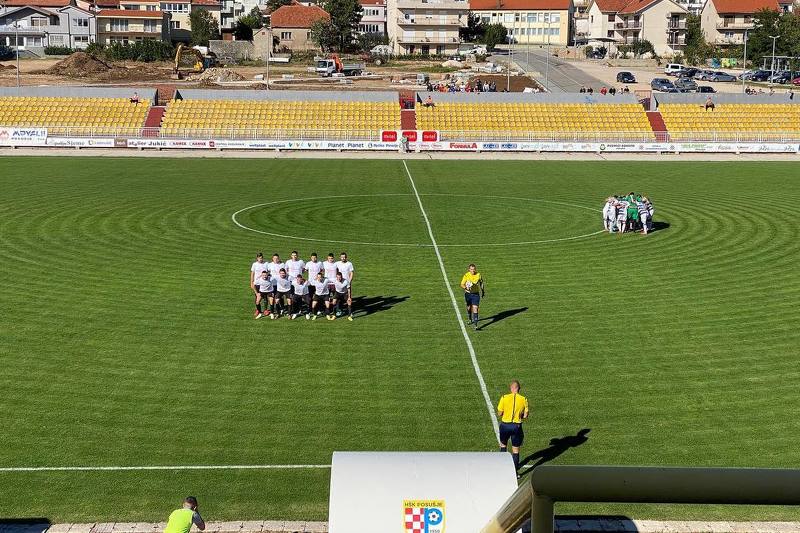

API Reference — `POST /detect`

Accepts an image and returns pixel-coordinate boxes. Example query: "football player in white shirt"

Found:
[252,270,273,319]
[332,272,353,321]
[267,253,286,279]
[273,268,293,318]
[335,252,355,285]
[323,253,338,293]
[290,274,311,320]
[309,272,331,320]
[249,252,269,319]
[285,250,306,279]
[304,252,324,296]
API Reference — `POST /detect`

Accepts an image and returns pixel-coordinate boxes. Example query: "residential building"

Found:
[585,0,688,55]
[359,0,386,34]
[0,2,96,55]
[386,0,467,55]
[470,0,573,46]
[96,7,170,43]
[270,2,328,50]
[699,0,780,45]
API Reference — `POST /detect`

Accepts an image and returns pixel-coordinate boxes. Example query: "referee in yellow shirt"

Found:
[497,380,529,470]
[460,263,484,330]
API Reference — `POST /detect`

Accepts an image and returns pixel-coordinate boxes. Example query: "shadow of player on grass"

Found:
[352,295,409,317]
[475,307,528,331]
[517,428,591,475]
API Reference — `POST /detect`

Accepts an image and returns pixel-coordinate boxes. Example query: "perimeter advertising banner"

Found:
[0,127,47,146]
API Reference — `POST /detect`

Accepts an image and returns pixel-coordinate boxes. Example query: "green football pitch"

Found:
[1,156,799,524]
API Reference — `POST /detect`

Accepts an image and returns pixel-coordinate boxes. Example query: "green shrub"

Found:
[44,46,74,55]
[104,40,174,62]
[84,42,106,56]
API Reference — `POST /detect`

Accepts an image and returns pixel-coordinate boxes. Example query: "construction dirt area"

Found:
[0,51,539,93]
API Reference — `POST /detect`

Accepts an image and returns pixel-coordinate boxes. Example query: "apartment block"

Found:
[470,0,573,46]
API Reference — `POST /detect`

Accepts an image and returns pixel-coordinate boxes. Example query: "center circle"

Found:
[231,194,602,247]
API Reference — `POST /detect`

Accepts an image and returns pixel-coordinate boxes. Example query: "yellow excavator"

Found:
[172,44,218,79]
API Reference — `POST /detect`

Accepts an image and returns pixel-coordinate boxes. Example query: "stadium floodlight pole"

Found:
[769,34,779,88]
[741,29,747,93]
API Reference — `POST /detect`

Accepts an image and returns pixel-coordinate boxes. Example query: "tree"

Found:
[683,13,713,65]
[310,18,338,52]
[189,8,220,46]
[322,0,362,51]
[747,7,780,60]
[265,0,291,14]
[357,31,388,52]
[234,6,264,41]
[460,12,486,43]
[482,22,507,51]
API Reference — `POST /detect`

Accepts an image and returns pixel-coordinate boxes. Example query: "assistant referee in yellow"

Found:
[497,380,529,470]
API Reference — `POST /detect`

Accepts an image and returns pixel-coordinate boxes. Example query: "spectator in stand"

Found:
[424,95,435,108]
[609,86,617,95]
[130,92,140,105]
[623,85,630,93]
[600,86,608,95]
[789,89,794,101]
[704,96,715,112]
[579,85,587,93]
[587,87,594,94]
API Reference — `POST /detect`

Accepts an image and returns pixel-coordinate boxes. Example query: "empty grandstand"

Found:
[160,90,401,140]
[415,93,655,142]
[656,94,800,142]
[0,88,153,137]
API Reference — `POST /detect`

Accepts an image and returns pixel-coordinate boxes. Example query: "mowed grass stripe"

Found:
[2,158,800,522]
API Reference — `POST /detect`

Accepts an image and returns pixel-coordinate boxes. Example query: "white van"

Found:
[664,63,686,75]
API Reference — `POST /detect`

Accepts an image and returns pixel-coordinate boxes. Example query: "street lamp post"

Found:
[14,22,20,87]
[545,18,551,90]
[769,34,779,87]
[741,29,747,93]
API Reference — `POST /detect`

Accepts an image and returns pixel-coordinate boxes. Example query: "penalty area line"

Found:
[402,160,500,441]
[0,465,331,472]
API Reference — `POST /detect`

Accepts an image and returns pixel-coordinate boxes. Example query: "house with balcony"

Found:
[270,3,328,50]
[359,0,387,35]
[386,0,466,55]
[0,2,95,55]
[470,0,573,46]
[96,7,170,43]
[585,0,687,55]
[700,0,779,45]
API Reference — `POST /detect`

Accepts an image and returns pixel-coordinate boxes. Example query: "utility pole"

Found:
[769,34,779,87]
[15,22,20,87]
[741,29,747,93]
[265,26,271,89]
[545,17,551,90]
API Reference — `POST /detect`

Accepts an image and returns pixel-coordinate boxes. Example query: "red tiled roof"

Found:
[618,0,659,13]
[192,0,221,6]
[270,3,329,28]
[97,8,163,16]
[592,0,633,11]
[470,0,571,8]
[2,0,73,7]
[710,0,778,12]
[359,0,385,5]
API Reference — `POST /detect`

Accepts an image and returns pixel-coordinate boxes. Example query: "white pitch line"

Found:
[402,160,500,440]
[0,464,331,472]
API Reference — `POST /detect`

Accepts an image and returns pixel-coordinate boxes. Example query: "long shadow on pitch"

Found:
[517,428,591,476]
[475,307,528,331]
[352,295,409,316]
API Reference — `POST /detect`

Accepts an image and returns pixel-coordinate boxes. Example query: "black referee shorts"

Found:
[499,422,524,447]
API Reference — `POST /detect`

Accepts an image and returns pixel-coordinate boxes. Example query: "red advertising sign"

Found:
[422,131,438,142]
[382,130,398,142]
[401,130,418,142]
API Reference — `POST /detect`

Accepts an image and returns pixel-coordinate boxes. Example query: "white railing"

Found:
[0,126,385,141]
[436,130,800,142]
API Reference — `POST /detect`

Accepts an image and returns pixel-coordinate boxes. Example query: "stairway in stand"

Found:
[646,111,668,142]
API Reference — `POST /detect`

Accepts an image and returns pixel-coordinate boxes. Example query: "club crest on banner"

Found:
[403,500,445,533]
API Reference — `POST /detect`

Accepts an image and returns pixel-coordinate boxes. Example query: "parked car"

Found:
[459,46,487,56]
[588,48,606,59]
[694,69,716,80]
[674,77,698,91]
[664,63,686,75]
[697,85,716,93]
[616,71,636,83]
[674,67,700,78]
[651,78,677,91]
[792,75,800,86]
[447,54,463,62]
[769,70,794,84]
[709,71,736,82]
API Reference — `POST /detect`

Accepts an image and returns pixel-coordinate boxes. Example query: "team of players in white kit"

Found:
[603,193,655,235]
[249,251,355,321]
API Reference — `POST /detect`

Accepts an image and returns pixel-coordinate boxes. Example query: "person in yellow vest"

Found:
[497,380,529,470]
[164,496,205,533]
[460,263,484,330]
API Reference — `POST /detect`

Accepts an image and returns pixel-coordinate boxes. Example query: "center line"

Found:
[402,160,500,440]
